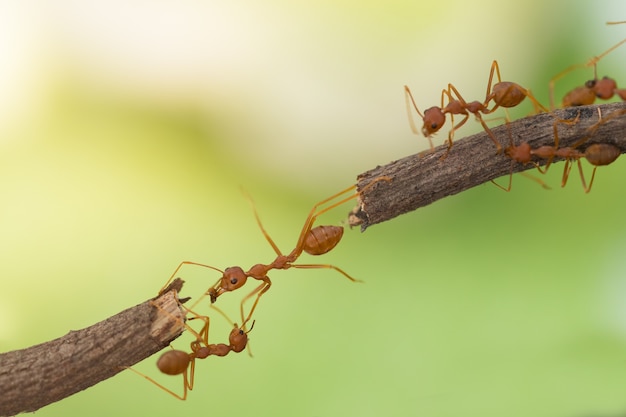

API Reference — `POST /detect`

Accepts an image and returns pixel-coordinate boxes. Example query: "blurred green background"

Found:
[1,1,626,416]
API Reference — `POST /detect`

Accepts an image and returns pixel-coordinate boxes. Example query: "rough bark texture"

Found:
[0,279,186,416]
[352,102,626,230]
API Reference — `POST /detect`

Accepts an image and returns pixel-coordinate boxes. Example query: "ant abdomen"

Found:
[156,350,190,376]
[584,143,621,166]
[304,225,344,256]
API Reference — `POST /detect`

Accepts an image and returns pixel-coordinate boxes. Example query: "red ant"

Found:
[160,177,390,328]
[495,141,620,193]
[404,84,496,153]
[405,60,547,154]
[126,304,253,400]
[493,109,622,192]
[550,22,626,108]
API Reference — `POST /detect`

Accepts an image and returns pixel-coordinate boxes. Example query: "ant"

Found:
[405,60,548,155]
[404,84,497,153]
[493,109,622,192]
[550,22,626,108]
[160,176,390,328]
[495,141,620,193]
[126,303,253,400]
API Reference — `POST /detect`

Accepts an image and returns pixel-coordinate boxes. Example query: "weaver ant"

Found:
[493,109,622,192]
[550,22,626,108]
[495,141,620,193]
[405,60,547,155]
[126,304,252,400]
[405,84,497,153]
[160,176,390,328]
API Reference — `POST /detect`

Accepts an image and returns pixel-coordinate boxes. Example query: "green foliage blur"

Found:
[1,1,626,416]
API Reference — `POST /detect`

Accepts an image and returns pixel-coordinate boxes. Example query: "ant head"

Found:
[421,107,445,136]
[593,77,617,100]
[157,350,190,376]
[229,321,254,353]
[210,267,247,300]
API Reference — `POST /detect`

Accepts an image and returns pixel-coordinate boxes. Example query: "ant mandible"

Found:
[126,304,253,400]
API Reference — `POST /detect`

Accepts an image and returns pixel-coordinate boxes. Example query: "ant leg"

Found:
[524,88,549,113]
[490,160,515,192]
[551,109,581,149]
[484,60,502,105]
[241,188,283,257]
[240,281,271,328]
[291,263,362,282]
[183,307,211,347]
[519,172,551,190]
[442,84,470,152]
[159,261,224,295]
[125,365,190,401]
[291,177,391,257]
[475,116,502,153]
[404,86,434,150]
[561,159,574,188]
[584,167,598,193]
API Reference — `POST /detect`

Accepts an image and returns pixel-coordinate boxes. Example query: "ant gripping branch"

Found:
[160,176,391,328]
[405,60,547,155]
[126,303,252,400]
[493,109,623,192]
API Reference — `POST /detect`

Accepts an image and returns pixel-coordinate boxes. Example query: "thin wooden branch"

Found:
[352,102,626,230]
[0,279,187,416]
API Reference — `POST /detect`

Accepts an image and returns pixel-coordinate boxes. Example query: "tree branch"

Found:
[0,279,187,416]
[352,102,626,230]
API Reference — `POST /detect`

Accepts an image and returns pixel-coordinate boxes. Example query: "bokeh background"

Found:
[1,1,626,416]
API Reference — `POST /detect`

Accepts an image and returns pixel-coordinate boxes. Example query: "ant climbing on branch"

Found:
[493,108,623,192]
[405,60,547,155]
[160,176,390,328]
[550,22,626,109]
[126,304,253,400]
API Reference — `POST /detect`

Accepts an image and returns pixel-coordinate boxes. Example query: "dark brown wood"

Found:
[352,102,626,230]
[0,279,186,416]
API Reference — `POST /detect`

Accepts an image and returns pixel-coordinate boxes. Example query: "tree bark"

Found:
[0,279,186,416]
[352,102,626,230]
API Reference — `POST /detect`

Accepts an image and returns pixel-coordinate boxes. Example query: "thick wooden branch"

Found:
[352,102,626,230]
[0,279,186,416]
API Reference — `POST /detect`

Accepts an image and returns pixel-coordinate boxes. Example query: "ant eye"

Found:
[230,278,238,285]
[431,123,438,129]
